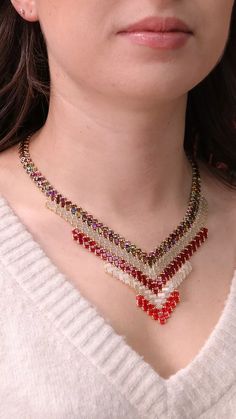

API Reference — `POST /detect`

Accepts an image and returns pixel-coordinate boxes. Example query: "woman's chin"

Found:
[106,81,186,105]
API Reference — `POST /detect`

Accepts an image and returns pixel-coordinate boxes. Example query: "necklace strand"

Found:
[19,134,208,325]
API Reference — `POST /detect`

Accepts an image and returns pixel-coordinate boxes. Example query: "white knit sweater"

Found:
[0,194,236,419]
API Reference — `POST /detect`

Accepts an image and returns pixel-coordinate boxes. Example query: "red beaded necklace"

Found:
[19,134,208,325]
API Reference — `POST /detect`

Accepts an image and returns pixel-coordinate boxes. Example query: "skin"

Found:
[3,0,235,379]
[10,0,235,219]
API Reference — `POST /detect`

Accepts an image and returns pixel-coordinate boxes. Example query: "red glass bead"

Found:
[119,260,126,269]
[136,295,144,307]
[195,236,201,247]
[152,308,159,320]
[173,260,179,271]
[33,171,41,178]
[199,230,204,240]
[89,240,96,247]
[142,300,148,311]
[141,273,147,283]
[60,198,66,207]
[203,227,208,237]
[160,273,168,284]
[176,256,183,268]
[156,281,163,290]
[162,311,170,319]
[65,200,72,206]
[183,249,190,259]
[169,264,176,276]
[51,190,57,201]
[152,308,158,315]
[148,282,156,291]
[142,278,148,287]
[190,240,197,252]
[56,194,62,204]
[101,251,108,261]
[167,296,173,304]
[187,244,193,255]
[159,317,167,325]
[136,271,142,280]
[146,303,154,316]
[113,259,119,267]
[152,312,159,321]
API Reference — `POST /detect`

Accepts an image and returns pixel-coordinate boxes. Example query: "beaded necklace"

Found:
[19,134,208,325]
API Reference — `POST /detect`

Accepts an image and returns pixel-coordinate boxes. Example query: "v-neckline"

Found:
[0,193,236,418]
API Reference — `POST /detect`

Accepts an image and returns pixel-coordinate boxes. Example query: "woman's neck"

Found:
[29,91,192,225]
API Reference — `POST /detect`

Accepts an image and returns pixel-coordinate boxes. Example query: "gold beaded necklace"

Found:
[19,134,208,325]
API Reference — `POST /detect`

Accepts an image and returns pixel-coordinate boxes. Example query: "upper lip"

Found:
[118,16,192,34]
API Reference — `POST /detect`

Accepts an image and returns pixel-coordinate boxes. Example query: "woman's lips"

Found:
[117,16,193,50]
[117,30,192,49]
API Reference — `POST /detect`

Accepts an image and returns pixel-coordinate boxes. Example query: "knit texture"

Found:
[0,194,235,419]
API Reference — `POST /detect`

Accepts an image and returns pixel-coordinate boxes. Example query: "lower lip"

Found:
[117,31,191,49]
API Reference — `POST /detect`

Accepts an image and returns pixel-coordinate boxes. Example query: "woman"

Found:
[0,0,235,417]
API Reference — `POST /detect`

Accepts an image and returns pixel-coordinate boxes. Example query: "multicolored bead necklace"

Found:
[19,134,208,325]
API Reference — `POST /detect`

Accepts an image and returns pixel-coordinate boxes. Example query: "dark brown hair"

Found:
[0,1,235,188]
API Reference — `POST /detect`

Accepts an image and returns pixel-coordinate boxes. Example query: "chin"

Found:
[107,78,188,103]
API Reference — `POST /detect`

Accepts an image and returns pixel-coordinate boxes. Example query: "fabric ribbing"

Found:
[0,194,235,419]
[0,195,167,419]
